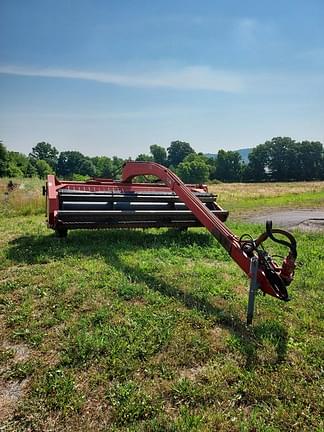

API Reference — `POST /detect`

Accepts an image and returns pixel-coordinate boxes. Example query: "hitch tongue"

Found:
[280,252,296,286]
[246,220,298,300]
[265,220,297,286]
[265,220,297,259]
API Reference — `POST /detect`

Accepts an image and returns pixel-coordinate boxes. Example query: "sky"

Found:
[0,0,324,158]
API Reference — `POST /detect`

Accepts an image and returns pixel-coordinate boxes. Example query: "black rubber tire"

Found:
[55,228,68,238]
[169,227,188,233]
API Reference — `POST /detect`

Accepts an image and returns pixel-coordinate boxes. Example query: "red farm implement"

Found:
[45,162,297,323]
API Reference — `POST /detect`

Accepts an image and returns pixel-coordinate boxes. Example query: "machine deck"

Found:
[46,177,228,234]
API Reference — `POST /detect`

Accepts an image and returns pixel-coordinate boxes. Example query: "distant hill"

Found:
[204,148,252,163]
[237,148,251,163]
[204,153,218,159]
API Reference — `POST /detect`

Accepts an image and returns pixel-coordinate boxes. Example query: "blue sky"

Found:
[0,0,323,158]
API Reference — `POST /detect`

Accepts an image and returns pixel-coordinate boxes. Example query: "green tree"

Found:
[244,137,324,181]
[267,137,297,181]
[57,151,96,179]
[7,152,30,177]
[297,141,323,180]
[321,154,324,180]
[25,160,38,177]
[0,141,8,176]
[177,153,210,183]
[135,153,154,162]
[244,144,270,181]
[150,144,167,166]
[79,158,96,177]
[35,159,53,179]
[203,155,217,180]
[111,156,125,179]
[167,141,195,167]
[215,150,243,182]
[29,142,59,169]
[92,156,113,178]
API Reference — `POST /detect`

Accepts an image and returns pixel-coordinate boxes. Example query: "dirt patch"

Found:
[179,365,204,380]
[3,343,31,362]
[0,378,29,422]
[0,342,32,422]
[245,208,324,232]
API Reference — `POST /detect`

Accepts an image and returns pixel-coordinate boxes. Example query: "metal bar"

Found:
[59,193,216,203]
[62,202,187,210]
[57,220,203,229]
[59,189,214,196]
[60,201,222,210]
[47,175,60,226]
[57,209,228,221]
[247,257,259,325]
[56,183,210,194]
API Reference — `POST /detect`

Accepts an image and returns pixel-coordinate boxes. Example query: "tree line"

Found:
[1,137,323,183]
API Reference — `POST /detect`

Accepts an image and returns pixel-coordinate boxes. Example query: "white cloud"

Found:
[0,64,243,92]
[1,63,323,98]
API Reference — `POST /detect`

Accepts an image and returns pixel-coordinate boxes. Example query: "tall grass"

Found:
[0,177,45,216]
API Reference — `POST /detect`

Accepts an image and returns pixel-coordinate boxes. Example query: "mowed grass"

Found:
[0,204,323,431]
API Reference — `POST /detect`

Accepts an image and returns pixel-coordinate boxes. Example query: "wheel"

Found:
[55,228,68,238]
[168,227,188,233]
[175,227,188,232]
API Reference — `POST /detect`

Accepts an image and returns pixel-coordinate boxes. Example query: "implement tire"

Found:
[55,228,68,238]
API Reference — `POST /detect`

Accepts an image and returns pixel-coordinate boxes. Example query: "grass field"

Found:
[209,181,324,215]
[0,179,323,431]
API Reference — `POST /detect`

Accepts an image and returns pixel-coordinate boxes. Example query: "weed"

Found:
[34,368,84,413]
[108,381,160,425]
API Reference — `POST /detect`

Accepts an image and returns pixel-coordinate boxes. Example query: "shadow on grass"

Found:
[6,229,288,369]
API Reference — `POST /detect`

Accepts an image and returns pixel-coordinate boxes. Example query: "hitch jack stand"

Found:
[247,257,259,325]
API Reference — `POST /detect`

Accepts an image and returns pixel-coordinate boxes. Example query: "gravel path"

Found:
[247,208,324,232]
